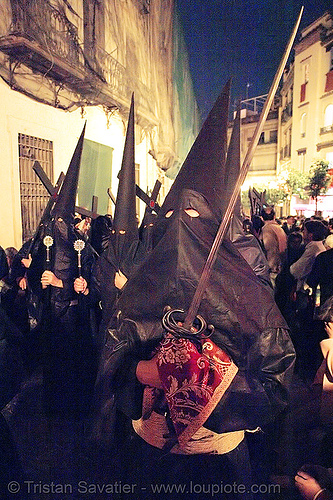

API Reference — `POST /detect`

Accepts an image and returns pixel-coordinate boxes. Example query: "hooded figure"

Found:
[91,94,140,338]
[96,83,295,495]
[108,94,138,271]
[90,214,113,256]
[136,180,161,262]
[28,123,97,418]
[106,189,295,429]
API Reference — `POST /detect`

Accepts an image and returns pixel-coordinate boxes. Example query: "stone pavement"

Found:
[1,370,328,500]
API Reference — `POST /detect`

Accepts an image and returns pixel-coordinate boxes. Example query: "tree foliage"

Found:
[243,160,332,215]
[285,170,309,200]
[264,187,288,206]
[306,160,332,213]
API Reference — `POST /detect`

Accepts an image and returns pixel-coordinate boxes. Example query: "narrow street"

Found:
[2,368,326,500]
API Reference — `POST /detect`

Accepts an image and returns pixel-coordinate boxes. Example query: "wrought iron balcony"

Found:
[95,45,154,115]
[0,0,153,115]
[320,125,333,135]
[0,0,85,84]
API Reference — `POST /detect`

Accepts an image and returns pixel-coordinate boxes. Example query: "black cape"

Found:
[99,190,295,433]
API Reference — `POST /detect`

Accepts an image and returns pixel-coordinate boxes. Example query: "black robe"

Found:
[29,218,98,417]
[97,190,295,433]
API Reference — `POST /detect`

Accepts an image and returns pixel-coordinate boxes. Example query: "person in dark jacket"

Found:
[275,231,305,328]
[90,214,113,256]
[282,215,298,236]
[90,95,142,351]
[307,247,333,310]
[34,218,97,418]
[3,239,37,357]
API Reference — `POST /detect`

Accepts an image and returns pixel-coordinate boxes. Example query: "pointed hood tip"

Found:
[160,79,232,220]
[224,97,241,213]
[51,124,86,222]
[113,93,136,231]
[108,91,138,267]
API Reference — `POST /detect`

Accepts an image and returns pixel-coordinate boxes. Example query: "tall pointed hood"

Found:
[108,93,139,269]
[160,80,231,221]
[51,122,86,222]
[109,188,294,431]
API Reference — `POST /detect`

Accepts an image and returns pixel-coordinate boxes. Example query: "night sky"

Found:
[176,0,332,121]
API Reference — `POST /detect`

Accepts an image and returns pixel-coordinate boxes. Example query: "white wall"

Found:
[0,79,159,249]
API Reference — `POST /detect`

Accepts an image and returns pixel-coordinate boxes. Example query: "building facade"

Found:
[0,0,200,248]
[277,63,293,177]
[290,11,333,216]
[235,11,333,217]
[237,96,279,193]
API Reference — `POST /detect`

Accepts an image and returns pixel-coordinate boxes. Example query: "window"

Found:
[300,83,307,102]
[324,105,333,127]
[325,69,333,93]
[282,128,291,158]
[326,152,333,169]
[298,149,306,173]
[258,132,265,144]
[303,62,309,83]
[269,130,277,143]
[300,112,307,137]
[300,61,309,102]
[324,50,333,92]
[288,88,293,102]
[18,133,54,242]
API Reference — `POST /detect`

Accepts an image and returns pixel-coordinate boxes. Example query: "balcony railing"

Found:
[95,45,154,115]
[320,125,333,134]
[10,0,83,68]
[2,0,154,115]
[95,45,130,99]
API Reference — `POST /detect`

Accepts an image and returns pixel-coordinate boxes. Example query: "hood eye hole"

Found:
[184,208,200,218]
[119,230,126,234]
[165,210,174,218]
